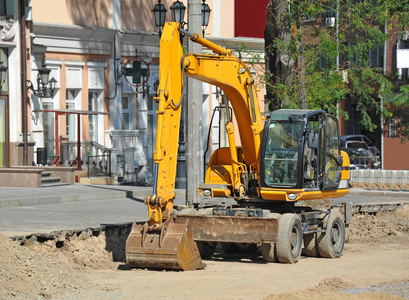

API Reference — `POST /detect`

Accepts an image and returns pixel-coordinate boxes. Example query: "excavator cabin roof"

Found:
[268,109,327,122]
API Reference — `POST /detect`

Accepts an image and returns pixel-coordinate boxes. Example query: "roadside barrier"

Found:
[349,169,409,190]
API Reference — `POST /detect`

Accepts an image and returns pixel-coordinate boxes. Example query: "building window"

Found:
[0,0,15,15]
[389,119,397,138]
[319,1,336,19]
[66,89,80,141]
[348,43,384,70]
[369,45,384,69]
[318,56,333,70]
[0,48,8,92]
[88,91,100,142]
[0,98,7,167]
[399,38,409,49]
[0,1,6,15]
[122,96,129,130]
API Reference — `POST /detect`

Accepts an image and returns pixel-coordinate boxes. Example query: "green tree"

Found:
[264,0,409,138]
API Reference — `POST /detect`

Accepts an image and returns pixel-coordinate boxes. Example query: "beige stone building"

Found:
[0,0,266,185]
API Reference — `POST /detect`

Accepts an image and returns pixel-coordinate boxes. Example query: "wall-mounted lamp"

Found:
[153,79,160,97]
[27,66,57,98]
[152,0,167,36]
[153,0,211,37]
[0,61,8,94]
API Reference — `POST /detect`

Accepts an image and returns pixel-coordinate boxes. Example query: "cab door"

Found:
[322,115,343,190]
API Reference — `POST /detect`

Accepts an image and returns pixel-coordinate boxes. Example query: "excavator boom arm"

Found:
[147,22,263,225]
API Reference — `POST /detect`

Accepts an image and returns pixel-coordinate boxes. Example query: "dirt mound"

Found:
[348,205,409,243]
[0,234,83,299]
[24,229,122,271]
[0,227,128,299]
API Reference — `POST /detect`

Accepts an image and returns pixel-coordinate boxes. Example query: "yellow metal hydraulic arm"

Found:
[146,22,264,228]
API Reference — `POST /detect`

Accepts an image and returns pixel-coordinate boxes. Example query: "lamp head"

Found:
[170,0,186,24]
[152,0,167,28]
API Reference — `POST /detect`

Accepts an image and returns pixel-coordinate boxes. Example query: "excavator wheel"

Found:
[125,218,205,271]
[317,209,345,258]
[276,213,303,264]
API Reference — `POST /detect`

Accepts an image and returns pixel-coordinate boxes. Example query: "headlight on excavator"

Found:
[288,193,298,201]
[202,189,211,197]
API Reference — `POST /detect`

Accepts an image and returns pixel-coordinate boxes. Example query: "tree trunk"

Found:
[264,0,294,111]
[297,25,307,109]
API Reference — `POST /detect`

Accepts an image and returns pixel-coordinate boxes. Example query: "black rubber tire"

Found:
[317,209,345,258]
[196,241,216,259]
[303,233,319,257]
[276,213,303,264]
[261,242,277,262]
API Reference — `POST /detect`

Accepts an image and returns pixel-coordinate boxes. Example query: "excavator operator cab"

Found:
[260,109,343,192]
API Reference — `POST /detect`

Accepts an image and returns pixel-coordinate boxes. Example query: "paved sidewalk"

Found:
[0,184,154,208]
[0,184,187,237]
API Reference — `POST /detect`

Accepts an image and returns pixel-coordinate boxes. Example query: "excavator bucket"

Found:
[125,220,204,271]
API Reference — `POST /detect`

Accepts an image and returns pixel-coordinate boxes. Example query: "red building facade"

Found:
[234,0,270,38]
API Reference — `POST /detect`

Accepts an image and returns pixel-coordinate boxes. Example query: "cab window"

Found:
[323,116,342,190]
[264,122,301,187]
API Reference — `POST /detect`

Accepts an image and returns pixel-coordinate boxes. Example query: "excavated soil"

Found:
[1,205,408,300]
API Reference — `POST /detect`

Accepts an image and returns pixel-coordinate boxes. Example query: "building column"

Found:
[108,32,122,130]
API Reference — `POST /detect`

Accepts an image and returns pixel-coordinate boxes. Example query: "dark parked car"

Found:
[343,140,371,156]
[341,148,370,170]
[341,140,380,169]
[340,135,380,156]
[341,148,372,169]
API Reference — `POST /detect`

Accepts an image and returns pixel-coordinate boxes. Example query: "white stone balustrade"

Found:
[349,169,409,190]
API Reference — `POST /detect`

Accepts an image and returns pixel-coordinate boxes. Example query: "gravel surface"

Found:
[342,281,409,299]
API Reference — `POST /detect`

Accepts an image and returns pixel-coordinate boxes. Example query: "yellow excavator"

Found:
[125,22,351,271]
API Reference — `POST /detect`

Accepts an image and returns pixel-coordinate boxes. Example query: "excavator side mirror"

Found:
[307,132,319,149]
